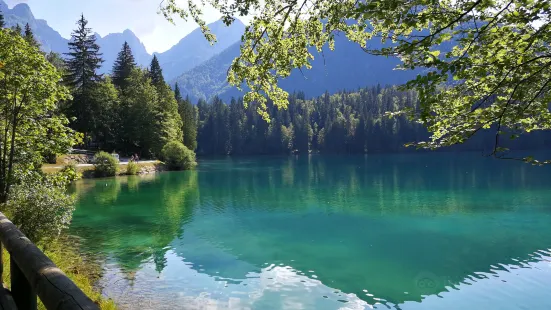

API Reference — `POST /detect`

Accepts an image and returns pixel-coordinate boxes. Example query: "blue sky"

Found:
[5,0,248,53]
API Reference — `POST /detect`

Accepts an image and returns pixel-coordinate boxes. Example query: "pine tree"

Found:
[64,14,104,140]
[174,83,183,102]
[149,55,165,89]
[0,10,5,28]
[229,98,246,154]
[180,95,197,151]
[112,41,136,91]
[64,14,103,91]
[12,24,22,36]
[24,23,38,47]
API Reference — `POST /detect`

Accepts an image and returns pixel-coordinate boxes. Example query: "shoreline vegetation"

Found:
[1,230,117,310]
[42,161,164,178]
[42,145,197,179]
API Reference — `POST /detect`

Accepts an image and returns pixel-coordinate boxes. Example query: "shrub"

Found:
[60,163,82,183]
[126,161,139,175]
[7,174,75,243]
[93,151,119,177]
[161,141,196,170]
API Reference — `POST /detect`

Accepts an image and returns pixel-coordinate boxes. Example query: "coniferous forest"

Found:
[193,87,421,155]
[192,88,551,156]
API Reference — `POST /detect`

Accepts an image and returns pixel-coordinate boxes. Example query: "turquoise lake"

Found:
[69,153,551,309]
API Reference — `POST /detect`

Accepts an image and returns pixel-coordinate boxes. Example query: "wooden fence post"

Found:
[11,256,37,310]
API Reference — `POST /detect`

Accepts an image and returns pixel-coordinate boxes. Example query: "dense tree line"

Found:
[195,87,426,155]
[195,86,551,156]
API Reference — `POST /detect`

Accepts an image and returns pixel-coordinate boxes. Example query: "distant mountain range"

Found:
[1,1,68,54]
[0,0,243,77]
[171,35,419,102]
[1,0,418,102]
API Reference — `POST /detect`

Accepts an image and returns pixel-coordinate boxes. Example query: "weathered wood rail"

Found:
[0,212,99,310]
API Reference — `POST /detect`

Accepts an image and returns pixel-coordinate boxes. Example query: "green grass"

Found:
[2,236,117,310]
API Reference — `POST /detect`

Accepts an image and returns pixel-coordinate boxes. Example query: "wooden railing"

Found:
[0,212,99,310]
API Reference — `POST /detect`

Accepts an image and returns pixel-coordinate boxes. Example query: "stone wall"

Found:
[60,154,92,165]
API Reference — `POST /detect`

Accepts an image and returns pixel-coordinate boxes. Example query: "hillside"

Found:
[1,1,68,53]
[155,19,245,81]
[171,34,420,102]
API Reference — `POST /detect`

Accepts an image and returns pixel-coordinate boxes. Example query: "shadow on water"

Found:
[69,153,551,309]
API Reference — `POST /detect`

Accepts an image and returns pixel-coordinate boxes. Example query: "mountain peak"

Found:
[96,29,152,75]
[207,18,245,34]
[123,29,136,37]
[0,0,8,12]
[11,3,34,20]
[103,29,139,41]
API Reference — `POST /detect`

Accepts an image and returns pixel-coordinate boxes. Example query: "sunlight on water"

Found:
[69,153,551,309]
[94,249,551,310]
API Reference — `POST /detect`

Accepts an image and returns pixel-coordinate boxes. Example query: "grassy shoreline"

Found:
[42,161,164,178]
[2,235,117,310]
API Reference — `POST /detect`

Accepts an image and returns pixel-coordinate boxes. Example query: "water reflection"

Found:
[70,153,551,309]
[70,171,199,275]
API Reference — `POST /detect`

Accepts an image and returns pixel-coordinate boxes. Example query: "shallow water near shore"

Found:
[69,153,551,309]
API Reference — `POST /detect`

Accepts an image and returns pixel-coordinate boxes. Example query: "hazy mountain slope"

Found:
[156,19,245,81]
[171,35,419,103]
[171,42,240,102]
[1,1,69,54]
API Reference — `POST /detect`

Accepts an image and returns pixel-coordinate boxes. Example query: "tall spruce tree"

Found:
[174,83,183,102]
[149,55,165,89]
[112,41,136,91]
[0,10,5,28]
[64,14,104,140]
[24,23,38,47]
[174,85,197,151]
[65,14,103,90]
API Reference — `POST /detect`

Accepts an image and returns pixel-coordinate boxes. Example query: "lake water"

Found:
[69,153,551,309]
